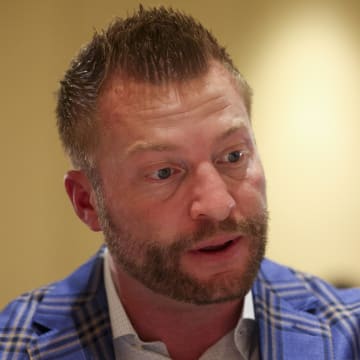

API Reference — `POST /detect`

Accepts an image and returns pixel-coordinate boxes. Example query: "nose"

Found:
[189,163,236,221]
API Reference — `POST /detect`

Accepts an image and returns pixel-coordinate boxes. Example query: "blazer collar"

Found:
[27,247,114,359]
[253,259,332,360]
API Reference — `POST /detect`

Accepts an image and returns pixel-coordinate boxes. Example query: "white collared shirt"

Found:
[103,248,259,359]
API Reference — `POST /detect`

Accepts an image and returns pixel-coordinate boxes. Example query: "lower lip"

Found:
[187,236,244,263]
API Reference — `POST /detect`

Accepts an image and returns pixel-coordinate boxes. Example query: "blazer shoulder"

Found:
[258,258,360,304]
[257,258,360,329]
[1,284,52,325]
[0,284,52,357]
[295,267,360,311]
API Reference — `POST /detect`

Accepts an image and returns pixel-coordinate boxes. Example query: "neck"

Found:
[109,258,244,360]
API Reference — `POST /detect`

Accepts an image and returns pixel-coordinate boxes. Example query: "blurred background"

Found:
[1,0,360,307]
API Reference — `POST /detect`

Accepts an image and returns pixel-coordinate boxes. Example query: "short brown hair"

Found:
[56,5,252,169]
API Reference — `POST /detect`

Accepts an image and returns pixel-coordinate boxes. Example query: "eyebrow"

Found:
[125,124,246,157]
[215,124,246,142]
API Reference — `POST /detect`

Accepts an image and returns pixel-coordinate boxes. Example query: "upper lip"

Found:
[190,233,242,251]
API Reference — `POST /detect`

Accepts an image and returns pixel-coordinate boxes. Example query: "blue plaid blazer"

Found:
[1,247,360,359]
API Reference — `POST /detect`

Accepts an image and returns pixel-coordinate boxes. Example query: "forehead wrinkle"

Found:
[133,94,229,123]
[103,79,231,124]
[125,141,180,157]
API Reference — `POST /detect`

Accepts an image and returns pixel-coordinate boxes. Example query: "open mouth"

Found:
[196,239,236,253]
[186,236,243,265]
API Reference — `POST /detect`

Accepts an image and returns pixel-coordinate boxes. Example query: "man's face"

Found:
[93,62,268,305]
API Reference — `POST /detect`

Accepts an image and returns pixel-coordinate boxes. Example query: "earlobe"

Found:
[64,170,101,231]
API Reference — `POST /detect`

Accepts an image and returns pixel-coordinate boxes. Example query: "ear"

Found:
[64,170,101,231]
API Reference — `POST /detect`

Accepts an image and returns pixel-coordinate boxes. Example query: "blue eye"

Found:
[226,150,242,163]
[157,168,172,179]
[216,149,248,167]
[151,167,174,180]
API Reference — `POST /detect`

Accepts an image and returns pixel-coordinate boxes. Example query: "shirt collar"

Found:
[104,248,137,338]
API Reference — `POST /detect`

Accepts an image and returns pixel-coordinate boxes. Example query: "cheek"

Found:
[101,170,185,233]
[233,164,267,215]
[247,156,266,192]
[105,188,177,234]
[251,165,267,199]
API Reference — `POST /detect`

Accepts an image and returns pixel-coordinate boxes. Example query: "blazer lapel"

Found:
[27,322,114,360]
[253,259,333,360]
[26,248,115,359]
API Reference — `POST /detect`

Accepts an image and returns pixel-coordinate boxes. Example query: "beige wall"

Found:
[1,0,360,307]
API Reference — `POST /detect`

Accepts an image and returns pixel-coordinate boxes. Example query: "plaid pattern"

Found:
[0,248,114,360]
[1,247,360,359]
[253,261,360,359]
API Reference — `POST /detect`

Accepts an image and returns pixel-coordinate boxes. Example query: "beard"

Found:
[95,188,268,305]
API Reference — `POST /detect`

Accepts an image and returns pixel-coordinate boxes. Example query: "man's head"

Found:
[58,6,268,305]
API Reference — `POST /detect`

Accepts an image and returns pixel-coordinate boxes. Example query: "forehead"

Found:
[97,62,248,129]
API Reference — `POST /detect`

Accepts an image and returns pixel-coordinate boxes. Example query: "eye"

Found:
[218,150,247,165]
[226,150,242,163]
[148,167,177,180]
